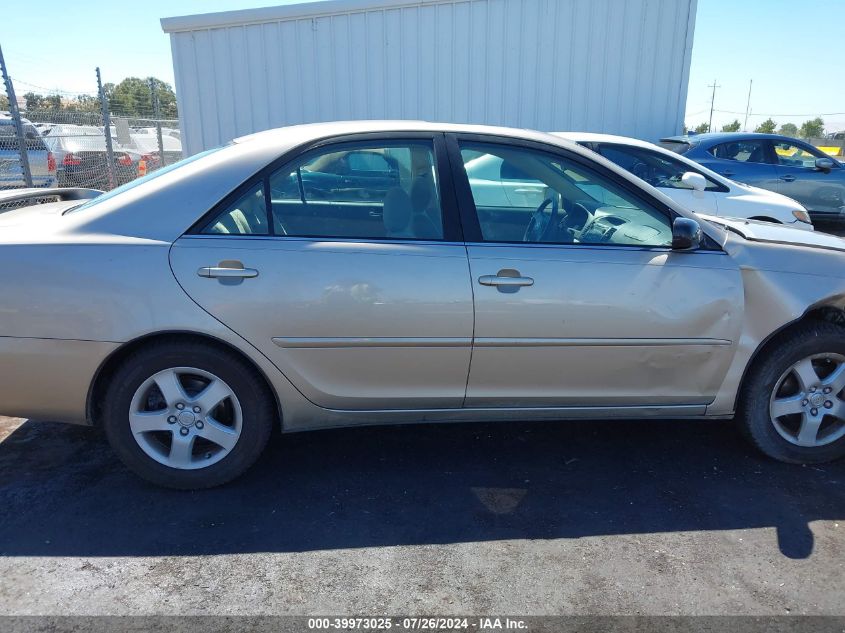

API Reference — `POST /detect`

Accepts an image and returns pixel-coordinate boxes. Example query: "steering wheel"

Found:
[523,195,560,242]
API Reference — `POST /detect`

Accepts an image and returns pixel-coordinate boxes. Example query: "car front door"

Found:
[449,136,743,410]
[590,142,721,216]
[770,139,845,216]
[169,134,474,410]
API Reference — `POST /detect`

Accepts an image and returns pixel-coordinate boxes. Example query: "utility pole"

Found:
[743,79,753,132]
[0,45,33,187]
[149,77,165,167]
[707,79,721,133]
[96,67,116,190]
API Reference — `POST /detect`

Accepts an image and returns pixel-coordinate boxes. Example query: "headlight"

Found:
[792,209,812,224]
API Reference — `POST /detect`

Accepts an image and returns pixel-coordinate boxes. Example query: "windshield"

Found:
[65,147,222,214]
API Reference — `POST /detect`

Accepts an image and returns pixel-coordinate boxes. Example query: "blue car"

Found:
[660,133,845,222]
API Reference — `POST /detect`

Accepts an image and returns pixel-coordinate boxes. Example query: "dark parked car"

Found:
[43,125,136,188]
[661,133,845,222]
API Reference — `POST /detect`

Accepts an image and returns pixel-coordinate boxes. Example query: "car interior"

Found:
[203,140,673,248]
[460,145,674,247]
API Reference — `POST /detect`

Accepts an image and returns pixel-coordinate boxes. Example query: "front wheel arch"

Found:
[734,306,845,414]
[87,331,282,431]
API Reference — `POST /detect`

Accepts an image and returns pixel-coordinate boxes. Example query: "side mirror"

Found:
[681,171,707,192]
[672,217,702,251]
[815,157,835,172]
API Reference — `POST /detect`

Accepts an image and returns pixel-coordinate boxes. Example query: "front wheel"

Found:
[102,341,275,489]
[740,322,845,463]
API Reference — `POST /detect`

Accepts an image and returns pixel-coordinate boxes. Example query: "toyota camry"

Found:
[2,121,845,489]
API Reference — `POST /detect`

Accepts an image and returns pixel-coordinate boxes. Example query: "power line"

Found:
[11,78,98,97]
[714,108,845,117]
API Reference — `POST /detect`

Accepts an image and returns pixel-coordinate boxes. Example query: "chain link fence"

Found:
[1,57,181,196]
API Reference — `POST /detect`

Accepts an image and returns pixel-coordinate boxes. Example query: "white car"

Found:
[550,133,814,231]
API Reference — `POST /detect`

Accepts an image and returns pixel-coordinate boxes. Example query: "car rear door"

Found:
[449,135,743,410]
[169,133,474,411]
[700,139,779,191]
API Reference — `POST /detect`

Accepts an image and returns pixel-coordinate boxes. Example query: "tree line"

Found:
[1,77,178,119]
[686,117,826,138]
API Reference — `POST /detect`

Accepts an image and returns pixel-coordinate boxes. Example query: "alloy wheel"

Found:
[128,367,242,470]
[769,353,845,447]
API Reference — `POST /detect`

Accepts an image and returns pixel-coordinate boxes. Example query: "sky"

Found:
[2,0,844,134]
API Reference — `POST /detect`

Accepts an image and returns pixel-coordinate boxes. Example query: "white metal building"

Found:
[162,0,698,156]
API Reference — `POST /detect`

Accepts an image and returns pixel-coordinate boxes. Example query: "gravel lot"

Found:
[0,413,843,616]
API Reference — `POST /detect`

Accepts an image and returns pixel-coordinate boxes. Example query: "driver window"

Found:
[459,143,672,247]
[772,141,824,168]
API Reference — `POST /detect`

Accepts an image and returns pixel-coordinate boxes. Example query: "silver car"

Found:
[0,115,57,189]
[2,121,845,489]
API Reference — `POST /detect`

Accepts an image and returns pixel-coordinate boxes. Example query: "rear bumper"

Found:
[0,336,119,425]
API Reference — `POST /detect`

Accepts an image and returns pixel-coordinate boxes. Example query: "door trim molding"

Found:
[473,337,732,347]
[273,336,472,348]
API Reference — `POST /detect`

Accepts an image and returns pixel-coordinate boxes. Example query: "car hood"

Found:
[700,214,845,252]
[739,183,805,209]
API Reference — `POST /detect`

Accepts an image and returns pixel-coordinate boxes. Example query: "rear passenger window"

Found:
[709,140,770,164]
[267,141,443,240]
[203,183,269,235]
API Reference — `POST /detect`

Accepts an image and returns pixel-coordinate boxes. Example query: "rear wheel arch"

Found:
[87,331,282,430]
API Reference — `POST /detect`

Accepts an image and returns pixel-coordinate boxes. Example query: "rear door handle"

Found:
[780,175,796,182]
[198,266,259,279]
[478,274,534,287]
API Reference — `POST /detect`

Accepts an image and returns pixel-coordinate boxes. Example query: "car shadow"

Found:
[0,418,842,560]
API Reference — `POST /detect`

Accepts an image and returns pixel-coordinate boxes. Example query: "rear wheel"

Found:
[102,341,275,489]
[740,322,845,463]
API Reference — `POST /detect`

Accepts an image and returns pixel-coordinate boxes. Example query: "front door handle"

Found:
[478,270,534,288]
[198,264,259,279]
[780,174,796,182]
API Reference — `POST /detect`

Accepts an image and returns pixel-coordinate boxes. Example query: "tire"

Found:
[739,321,845,464]
[102,340,275,489]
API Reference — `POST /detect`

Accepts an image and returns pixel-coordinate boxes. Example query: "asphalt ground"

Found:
[0,414,842,616]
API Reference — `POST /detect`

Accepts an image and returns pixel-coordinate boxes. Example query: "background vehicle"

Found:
[2,122,845,490]
[660,133,845,222]
[120,133,183,172]
[553,132,813,230]
[271,148,406,202]
[0,115,57,189]
[43,124,136,188]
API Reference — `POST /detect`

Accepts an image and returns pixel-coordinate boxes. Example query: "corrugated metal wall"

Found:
[163,0,697,156]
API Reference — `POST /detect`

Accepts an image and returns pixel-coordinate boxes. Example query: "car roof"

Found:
[660,132,794,144]
[234,120,582,152]
[551,131,661,149]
